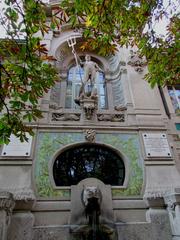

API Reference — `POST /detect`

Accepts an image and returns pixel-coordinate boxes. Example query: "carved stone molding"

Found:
[144,187,176,199]
[84,129,96,143]
[128,50,147,73]
[0,188,35,202]
[51,113,80,121]
[0,192,15,214]
[97,114,125,122]
[144,187,180,208]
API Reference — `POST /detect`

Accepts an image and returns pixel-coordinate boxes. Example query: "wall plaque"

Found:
[1,134,32,157]
[142,133,171,158]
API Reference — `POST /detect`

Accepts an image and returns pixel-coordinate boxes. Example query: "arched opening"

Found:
[53,143,125,186]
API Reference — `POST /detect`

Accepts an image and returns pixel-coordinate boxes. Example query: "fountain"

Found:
[69,178,117,240]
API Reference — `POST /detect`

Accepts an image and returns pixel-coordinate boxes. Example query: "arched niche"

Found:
[50,142,126,187]
[49,31,126,110]
[52,32,110,72]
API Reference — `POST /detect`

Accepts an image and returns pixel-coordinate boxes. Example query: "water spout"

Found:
[83,187,101,240]
[69,178,117,240]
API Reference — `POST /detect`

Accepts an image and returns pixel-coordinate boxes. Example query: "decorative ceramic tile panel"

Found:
[34,132,143,198]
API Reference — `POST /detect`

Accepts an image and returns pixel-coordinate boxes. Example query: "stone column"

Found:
[0,192,15,240]
[164,189,180,240]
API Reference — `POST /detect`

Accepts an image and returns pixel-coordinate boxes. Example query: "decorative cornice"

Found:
[144,187,180,208]
[0,188,36,202]
[144,187,178,199]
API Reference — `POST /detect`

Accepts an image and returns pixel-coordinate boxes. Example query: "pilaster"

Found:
[0,192,15,240]
[164,189,180,239]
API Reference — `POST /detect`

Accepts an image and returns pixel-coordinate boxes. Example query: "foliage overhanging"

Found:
[0,0,179,144]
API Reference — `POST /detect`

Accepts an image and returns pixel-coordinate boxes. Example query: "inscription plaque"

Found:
[142,133,171,158]
[1,134,32,157]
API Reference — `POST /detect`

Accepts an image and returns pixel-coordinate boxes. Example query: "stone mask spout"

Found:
[82,186,101,226]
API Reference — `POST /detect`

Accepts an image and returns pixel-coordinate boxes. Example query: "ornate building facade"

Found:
[0,1,180,239]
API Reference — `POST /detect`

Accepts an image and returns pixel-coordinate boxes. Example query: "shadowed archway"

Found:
[53,143,125,186]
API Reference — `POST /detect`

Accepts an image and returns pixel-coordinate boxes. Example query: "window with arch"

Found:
[65,64,107,109]
[53,143,125,186]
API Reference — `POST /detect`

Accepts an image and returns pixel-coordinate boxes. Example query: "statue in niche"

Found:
[75,55,104,105]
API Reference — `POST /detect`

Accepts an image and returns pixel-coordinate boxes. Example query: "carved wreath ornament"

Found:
[84,129,96,142]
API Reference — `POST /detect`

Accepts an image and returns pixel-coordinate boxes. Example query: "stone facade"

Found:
[0,1,180,239]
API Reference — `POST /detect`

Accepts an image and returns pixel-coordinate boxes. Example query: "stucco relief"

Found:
[97,114,125,122]
[51,113,80,121]
[81,99,98,120]
[128,50,147,73]
[84,129,96,142]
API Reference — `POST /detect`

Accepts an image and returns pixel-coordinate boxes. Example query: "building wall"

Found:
[0,23,180,240]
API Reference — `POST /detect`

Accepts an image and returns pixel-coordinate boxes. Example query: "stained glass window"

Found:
[53,144,125,186]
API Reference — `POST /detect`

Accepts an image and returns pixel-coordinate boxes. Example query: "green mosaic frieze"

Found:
[96,134,143,197]
[34,132,143,198]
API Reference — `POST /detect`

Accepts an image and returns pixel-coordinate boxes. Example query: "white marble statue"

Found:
[75,55,104,104]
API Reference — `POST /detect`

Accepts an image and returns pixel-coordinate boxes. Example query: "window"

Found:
[65,65,107,109]
[168,85,180,114]
[53,144,125,186]
[65,66,83,109]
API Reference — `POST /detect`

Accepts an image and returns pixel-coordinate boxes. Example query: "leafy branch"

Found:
[60,0,180,86]
[0,0,65,144]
